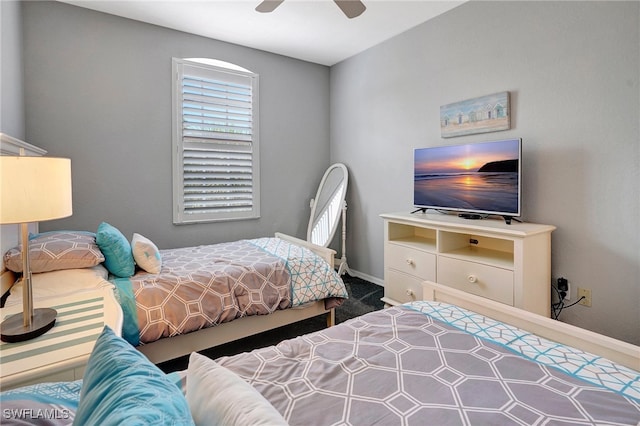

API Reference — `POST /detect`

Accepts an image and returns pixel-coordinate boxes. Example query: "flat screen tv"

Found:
[414,138,521,223]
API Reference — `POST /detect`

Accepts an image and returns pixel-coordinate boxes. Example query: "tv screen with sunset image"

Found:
[414,138,521,216]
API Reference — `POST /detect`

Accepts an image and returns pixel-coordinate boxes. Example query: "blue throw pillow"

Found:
[95,222,135,277]
[74,326,194,425]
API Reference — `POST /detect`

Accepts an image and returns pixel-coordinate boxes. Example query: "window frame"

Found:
[172,58,260,224]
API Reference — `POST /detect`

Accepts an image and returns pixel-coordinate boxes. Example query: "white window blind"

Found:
[172,58,260,224]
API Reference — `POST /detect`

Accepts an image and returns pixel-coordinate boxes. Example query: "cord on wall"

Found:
[552,278,585,320]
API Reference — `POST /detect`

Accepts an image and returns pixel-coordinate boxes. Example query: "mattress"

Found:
[2,265,112,308]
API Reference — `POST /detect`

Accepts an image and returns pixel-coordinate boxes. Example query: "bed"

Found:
[118,230,347,364]
[1,226,347,365]
[1,282,637,425]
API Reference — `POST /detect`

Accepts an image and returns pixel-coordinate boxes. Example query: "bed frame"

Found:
[422,281,639,371]
[137,232,338,364]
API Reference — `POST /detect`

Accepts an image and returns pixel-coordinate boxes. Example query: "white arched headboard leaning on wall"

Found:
[0,133,47,297]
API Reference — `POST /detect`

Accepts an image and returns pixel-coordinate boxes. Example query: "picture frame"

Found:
[440,91,510,138]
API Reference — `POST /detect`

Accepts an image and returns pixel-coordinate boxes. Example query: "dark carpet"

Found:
[158,274,384,373]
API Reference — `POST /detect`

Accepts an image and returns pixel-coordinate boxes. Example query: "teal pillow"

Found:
[74,326,194,425]
[95,222,135,277]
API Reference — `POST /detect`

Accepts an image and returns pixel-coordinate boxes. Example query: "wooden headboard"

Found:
[422,281,640,371]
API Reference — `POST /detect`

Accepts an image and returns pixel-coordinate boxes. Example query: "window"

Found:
[172,58,259,224]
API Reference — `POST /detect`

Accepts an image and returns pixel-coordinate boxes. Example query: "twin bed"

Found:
[108,230,347,364]
[211,283,640,425]
[1,226,347,368]
[1,282,638,425]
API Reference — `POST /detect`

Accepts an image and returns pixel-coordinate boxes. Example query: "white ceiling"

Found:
[59,0,465,66]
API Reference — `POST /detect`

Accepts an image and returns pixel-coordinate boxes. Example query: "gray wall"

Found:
[21,1,330,249]
[8,1,639,345]
[1,0,25,138]
[1,1,27,269]
[331,1,639,344]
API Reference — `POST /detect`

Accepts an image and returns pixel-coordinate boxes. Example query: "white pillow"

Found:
[131,233,162,274]
[186,352,287,426]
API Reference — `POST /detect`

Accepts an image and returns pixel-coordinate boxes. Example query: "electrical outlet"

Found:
[577,287,591,307]
[557,277,570,301]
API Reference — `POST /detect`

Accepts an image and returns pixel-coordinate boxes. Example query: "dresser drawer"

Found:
[386,243,436,280]
[437,256,514,305]
[384,269,424,304]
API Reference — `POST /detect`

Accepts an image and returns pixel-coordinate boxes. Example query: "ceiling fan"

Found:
[255,0,366,19]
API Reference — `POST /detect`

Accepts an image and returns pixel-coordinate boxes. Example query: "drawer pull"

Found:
[467,274,478,283]
[406,289,415,297]
[405,258,415,266]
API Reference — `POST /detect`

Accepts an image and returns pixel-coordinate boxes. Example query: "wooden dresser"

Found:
[381,212,555,317]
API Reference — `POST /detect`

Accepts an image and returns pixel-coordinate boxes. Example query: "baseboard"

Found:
[345,268,384,287]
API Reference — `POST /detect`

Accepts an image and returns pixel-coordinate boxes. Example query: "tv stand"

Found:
[457,213,517,225]
[458,213,484,220]
[380,212,556,317]
[414,209,518,225]
[502,215,517,224]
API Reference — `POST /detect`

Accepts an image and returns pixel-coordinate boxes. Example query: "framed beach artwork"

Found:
[440,91,510,138]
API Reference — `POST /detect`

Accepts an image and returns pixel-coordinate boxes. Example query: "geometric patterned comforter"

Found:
[112,237,347,346]
[1,302,638,426]
[216,302,640,425]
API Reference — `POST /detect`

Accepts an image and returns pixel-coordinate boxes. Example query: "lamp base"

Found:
[0,308,57,343]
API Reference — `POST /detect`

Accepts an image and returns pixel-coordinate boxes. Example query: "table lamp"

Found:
[0,156,72,343]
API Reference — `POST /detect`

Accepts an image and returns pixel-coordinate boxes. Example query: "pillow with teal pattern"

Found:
[74,326,194,426]
[95,222,135,277]
[131,233,162,274]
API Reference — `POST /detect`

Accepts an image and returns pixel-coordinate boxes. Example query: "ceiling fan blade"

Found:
[255,0,285,13]
[334,0,366,19]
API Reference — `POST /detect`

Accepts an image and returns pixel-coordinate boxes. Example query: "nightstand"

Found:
[0,286,123,391]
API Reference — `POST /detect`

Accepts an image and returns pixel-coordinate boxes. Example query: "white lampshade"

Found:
[0,155,72,343]
[0,156,73,224]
